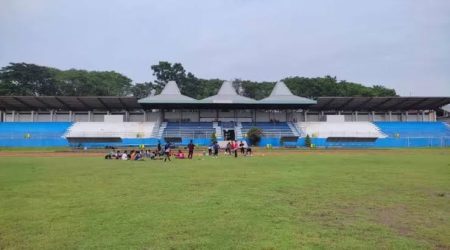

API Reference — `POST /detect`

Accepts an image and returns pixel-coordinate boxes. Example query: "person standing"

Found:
[187,140,195,159]
[164,142,171,162]
[213,141,219,157]
[232,140,238,158]
[239,141,245,155]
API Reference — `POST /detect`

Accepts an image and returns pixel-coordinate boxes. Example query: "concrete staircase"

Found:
[156,122,167,138]
[287,122,301,136]
[213,122,223,139]
[235,122,243,139]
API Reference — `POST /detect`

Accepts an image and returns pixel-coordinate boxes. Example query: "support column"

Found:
[388,111,392,121]
[355,111,358,122]
[0,110,3,122]
[421,111,425,122]
[320,111,324,121]
[405,111,408,122]
[88,111,92,122]
[12,110,16,122]
[371,111,375,122]
[31,111,34,122]
[69,111,73,122]
[198,109,200,122]
[304,110,308,122]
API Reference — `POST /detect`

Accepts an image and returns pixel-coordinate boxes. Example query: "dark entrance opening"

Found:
[223,129,235,141]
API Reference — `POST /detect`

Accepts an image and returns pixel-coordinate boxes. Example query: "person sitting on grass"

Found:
[122,150,128,160]
[135,151,143,161]
[104,151,113,159]
[130,150,136,160]
[175,150,185,159]
[115,150,122,160]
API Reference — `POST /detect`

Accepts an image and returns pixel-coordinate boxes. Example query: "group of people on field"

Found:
[104,139,251,162]
[208,140,252,157]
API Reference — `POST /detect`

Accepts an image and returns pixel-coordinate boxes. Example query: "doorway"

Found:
[223,129,235,141]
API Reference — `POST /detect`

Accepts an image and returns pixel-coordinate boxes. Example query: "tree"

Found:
[210,132,217,143]
[247,127,263,146]
[305,134,312,148]
[0,63,60,96]
[130,82,154,98]
[150,61,187,92]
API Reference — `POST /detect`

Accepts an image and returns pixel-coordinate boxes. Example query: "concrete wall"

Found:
[0,110,437,122]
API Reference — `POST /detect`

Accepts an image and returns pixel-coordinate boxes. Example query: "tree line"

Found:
[0,62,396,99]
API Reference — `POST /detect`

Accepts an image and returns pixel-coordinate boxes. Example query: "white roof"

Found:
[260,81,316,104]
[138,81,196,103]
[200,81,256,104]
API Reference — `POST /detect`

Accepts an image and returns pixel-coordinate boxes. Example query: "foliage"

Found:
[247,127,263,146]
[0,63,132,96]
[305,134,312,148]
[0,62,397,98]
[210,132,217,143]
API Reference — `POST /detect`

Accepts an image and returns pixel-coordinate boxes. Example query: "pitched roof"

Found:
[259,81,316,104]
[138,81,196,103]
[200,81,256,104]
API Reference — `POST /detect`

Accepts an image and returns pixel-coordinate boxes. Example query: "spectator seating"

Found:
[162,122,215,139]
[0,122,72,147]
[374,122,450,138]
[65,122,156,138]
[241,122,296,137]
[298,122,386,138]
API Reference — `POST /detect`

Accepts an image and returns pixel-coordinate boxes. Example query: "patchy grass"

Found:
[0,149,449,249]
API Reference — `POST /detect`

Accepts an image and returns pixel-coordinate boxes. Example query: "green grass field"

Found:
[0,149,449,249]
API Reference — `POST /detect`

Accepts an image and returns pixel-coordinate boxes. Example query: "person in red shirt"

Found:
[175,150,185,159]
[232,140,238,158]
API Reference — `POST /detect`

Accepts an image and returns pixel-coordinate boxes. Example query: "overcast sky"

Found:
[1,0,449,96]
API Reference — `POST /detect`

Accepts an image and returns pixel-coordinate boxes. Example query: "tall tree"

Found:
[0,63,59,96]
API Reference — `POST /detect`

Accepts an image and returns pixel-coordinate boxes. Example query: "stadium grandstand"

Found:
[0,81,449,148]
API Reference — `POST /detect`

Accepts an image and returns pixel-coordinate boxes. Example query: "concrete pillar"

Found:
[321,111,324,121]
[388,111,392,121]
[12,110,15,122]
[69,111,73,122]
[421,111,425,122]
[405,111,408,122]
[31,111,34,122]
[355,111,358,122]
[88,111,92,122]
[371,111,375,121]
[304,110,308,122]
[0,110,3,122]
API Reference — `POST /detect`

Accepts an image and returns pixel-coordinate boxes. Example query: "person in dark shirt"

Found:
[213,141,219,157]
[157,141,162,156]
[187,140,195,159]
[239,141,245,155]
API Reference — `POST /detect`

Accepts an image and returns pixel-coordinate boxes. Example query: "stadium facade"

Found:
[0,81,449,148]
